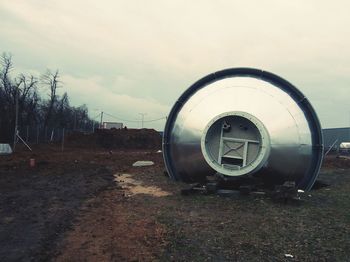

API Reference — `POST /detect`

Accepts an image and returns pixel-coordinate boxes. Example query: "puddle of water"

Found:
[114,174,171,197]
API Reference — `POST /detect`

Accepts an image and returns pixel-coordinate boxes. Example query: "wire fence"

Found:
[2,111,167,150]
[15,125,94,145]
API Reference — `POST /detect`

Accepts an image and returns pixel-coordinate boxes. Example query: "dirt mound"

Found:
[322,155,350,169]
[66,128,162,150]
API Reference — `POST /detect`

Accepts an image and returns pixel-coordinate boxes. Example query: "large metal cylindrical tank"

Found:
[163,68,323,190]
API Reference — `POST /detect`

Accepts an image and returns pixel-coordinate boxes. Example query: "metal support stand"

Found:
[15,130,32,152]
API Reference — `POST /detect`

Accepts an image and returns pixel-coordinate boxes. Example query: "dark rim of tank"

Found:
[162,68,324,191]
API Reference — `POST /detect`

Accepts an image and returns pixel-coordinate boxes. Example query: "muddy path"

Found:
[1,147,350,261]
[0,147,166,261]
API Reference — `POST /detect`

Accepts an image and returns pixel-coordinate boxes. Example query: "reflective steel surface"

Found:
[163,68,323,190]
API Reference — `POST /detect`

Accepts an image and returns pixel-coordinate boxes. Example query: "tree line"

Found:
[0,52,96,143]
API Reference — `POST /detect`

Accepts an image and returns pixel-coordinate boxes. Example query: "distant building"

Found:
[102,122,123,129]
[323,127,350,149]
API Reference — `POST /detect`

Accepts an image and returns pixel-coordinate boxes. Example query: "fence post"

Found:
[26,125,29,143]
[36,125,39,144]
[50,128,54,142]
[61,128,65,151]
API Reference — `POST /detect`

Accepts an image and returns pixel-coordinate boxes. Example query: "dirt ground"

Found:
[0,145,350,261]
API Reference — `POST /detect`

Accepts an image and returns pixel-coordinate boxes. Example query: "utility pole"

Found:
[100,111,104,129]
[348,110,350,141]
[13,86,19,151]
[73,110,77,131]
[139,113,147,128]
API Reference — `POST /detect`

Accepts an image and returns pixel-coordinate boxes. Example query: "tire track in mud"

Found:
[55,173,170,262]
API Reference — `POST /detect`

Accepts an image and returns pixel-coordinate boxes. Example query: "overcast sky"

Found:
[1,1,349,130]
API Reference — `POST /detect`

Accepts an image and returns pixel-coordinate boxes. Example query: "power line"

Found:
[103,111,167,123]
[103,112,140,123]
[91,112,101,120]
[143,117,167,123]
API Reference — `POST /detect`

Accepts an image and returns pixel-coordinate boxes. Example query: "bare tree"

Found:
[42,69,60,127]
[0,53,96,143]
[0,53,16,142]
[0,53,14,98]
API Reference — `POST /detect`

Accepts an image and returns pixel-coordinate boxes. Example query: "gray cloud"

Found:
[1,0,350,130]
